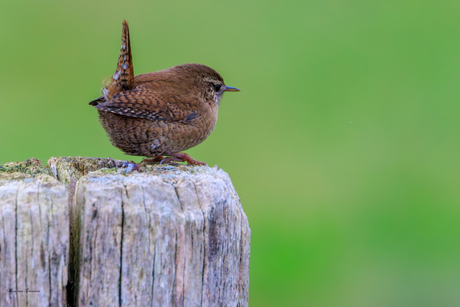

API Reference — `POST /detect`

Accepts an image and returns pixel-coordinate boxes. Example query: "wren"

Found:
[89,20,239,165]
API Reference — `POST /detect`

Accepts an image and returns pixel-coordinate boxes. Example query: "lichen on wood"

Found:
[47,156,123,185]
[0,158,53,180]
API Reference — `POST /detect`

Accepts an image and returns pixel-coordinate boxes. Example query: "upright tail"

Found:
[103,19,135,101]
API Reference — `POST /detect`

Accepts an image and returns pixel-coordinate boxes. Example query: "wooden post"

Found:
[1,157,250,307]
[0,158,69,306]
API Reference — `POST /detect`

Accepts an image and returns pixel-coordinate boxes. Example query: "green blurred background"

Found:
[2,0,460,305]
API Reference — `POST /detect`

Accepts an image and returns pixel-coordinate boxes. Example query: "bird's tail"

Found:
[103,19,135,101]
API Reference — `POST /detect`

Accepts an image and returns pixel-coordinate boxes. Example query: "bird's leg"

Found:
[160,156,184,164]
[140,156,164,166]
[162,152,207,166]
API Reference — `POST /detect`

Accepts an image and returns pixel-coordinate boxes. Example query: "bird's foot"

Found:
[161,153,207,166]
[140,156,164,166]
[117,161,140,173]
[159,156,183,164]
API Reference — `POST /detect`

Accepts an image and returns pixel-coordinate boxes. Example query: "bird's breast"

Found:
[98,101,219,157]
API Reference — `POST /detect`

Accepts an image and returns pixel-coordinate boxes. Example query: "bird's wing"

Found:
[94,86,199,123]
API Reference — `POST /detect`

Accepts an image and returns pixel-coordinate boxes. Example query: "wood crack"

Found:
[119,186,126,307]
[14,188,19,306]
[173,183,184,212]
[45,181,52,305]
[193,182,207,306]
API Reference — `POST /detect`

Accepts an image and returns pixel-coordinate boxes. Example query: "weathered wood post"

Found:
[0,159,69,306]
[1,157,250,307]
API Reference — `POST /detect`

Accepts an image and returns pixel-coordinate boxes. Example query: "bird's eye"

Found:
[214,84,222,92]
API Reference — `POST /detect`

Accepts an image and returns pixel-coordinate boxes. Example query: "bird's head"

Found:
[172,63,240,105]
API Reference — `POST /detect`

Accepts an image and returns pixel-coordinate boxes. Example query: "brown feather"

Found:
[105,19,135,100]
[95,86,193,122]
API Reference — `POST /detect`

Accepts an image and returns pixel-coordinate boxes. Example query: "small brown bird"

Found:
[89,20,239,165]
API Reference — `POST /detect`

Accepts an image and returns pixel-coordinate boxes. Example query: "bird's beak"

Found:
[224,86,240,92]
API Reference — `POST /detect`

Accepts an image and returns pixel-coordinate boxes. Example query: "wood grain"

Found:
[0,166,69,307]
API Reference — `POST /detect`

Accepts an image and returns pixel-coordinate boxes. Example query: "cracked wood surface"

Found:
[0,163,69,307]
[1,157,250,306]
[73,165,250,307]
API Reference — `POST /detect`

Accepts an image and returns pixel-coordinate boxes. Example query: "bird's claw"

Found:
[117,161,140,173]
[162,153,207,166]
[160,157,182,164]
